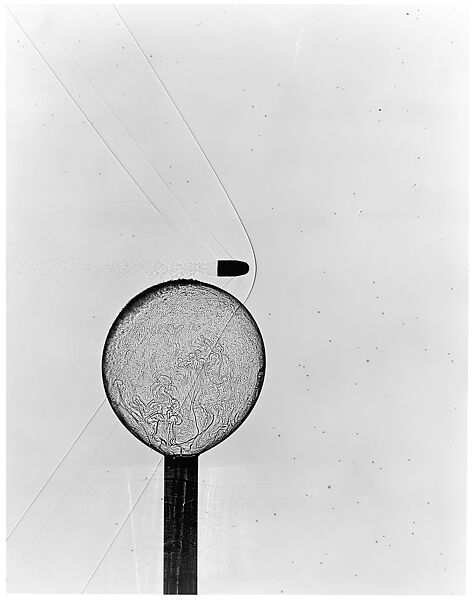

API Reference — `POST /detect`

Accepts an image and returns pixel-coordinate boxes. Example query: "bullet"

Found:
[217,260,250,277]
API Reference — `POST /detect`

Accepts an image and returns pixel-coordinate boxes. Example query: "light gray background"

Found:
[6,3,468,594]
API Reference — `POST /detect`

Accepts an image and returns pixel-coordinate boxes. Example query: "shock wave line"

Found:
[113,5,258,301]
[7,419,118,580]
[6,398,107,541]
[7,8,197,258]
[53,33,232,261]
[80,457,163,593]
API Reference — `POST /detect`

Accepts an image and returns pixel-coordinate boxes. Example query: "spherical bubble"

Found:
[102,279,265,456]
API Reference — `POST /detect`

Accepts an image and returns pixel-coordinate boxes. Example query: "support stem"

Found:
[163,455,198,594]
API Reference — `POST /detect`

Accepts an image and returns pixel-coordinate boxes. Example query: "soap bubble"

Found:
[102,279,265,456]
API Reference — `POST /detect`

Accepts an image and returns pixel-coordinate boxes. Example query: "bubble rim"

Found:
[101,278,266,457]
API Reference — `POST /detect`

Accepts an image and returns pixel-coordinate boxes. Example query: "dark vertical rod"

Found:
[164,455,198,594]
